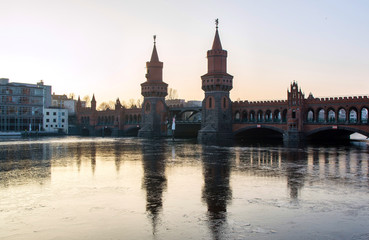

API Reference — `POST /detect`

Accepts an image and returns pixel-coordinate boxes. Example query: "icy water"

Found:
[0,137,368,240]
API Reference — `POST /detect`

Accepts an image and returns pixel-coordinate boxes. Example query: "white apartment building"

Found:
[43,108,68,134]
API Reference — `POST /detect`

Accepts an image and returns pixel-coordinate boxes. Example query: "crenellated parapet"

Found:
[233,100,287,107]
[305,95,369,105]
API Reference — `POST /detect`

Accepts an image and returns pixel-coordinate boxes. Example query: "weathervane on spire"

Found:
[153,35,156,44]
[215,18,219,29]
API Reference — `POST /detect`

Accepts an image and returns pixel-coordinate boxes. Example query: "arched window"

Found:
[361,108,368,124]
[265,110,272,122]
[349,109,358,123]
[307,110,314,122]
[223,97,226,109]
[242,110,247,122]
[208,97,213,109]
[145,102,150,112]
[318,109,325,122]
[234,111,240,121]
[250,111,255,122]
[338,109,346,123]
[274,110,281,122]
[257,110,263,122]
[282,109,287,122]
[328,110,335,123]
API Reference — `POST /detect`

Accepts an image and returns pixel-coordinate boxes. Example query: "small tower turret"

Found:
[91,94,96,111]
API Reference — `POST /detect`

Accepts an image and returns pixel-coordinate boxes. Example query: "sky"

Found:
[1,0,369,104]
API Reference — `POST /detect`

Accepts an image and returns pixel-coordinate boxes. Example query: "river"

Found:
[0,137,368,240]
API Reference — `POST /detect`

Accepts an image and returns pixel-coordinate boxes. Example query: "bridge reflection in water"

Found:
[0,138,368,239]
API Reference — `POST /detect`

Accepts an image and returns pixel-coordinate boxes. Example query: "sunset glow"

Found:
[1,0,368,104]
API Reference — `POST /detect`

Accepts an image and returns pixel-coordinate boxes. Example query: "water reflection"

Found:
[0,138,368,239]
[284,149,306,199]
[141,141,167,235]
[201,145,232,240]
[90,141,96,175]
[0,142,51,187]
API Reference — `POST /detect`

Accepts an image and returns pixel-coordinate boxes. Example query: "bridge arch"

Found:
[306,126,369,140]
[234,125,285,140]
[125,125,140,136]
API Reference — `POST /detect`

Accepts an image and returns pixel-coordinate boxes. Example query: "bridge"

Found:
[168,106,202,138]
[232,82,369,141]
[75,24,369,143]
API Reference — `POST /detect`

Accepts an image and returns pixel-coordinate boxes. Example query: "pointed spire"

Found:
[91,94,96,102]
[212,19,223,50]
[150,35,159,62]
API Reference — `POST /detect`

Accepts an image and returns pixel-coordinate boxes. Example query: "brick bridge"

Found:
[76,23,369,142]
[232,82,369,141]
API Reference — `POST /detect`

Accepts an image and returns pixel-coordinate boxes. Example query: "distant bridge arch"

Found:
[234,125,285,140]
[305,126,369,140]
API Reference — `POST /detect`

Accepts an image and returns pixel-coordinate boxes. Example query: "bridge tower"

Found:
[138,36,168,138]
[284,81,305,142]
[198,20,234,142]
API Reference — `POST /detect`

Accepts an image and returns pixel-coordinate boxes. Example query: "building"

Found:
[0,78,51,132]
[43,108,68,134]
[52,93,77,116]
[198,21,234,142]
[138,36,168,138]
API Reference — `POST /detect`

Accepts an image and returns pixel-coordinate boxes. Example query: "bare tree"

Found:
[128,99,137,108]
[97,101,115,111]
[136,99,142,108]
[167,88,178,100]
[83,95,91,107]
[68,93,75,100]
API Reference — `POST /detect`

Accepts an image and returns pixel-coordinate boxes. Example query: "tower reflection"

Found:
[284,149,307,199]
[141,141,167,235]
[201,145,232,240]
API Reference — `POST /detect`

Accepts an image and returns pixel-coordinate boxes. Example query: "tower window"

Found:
[145,102,150,112]
[223,97,226,109]
[209,97,212,108]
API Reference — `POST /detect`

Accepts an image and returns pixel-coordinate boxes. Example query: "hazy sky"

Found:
[1,0,368,104]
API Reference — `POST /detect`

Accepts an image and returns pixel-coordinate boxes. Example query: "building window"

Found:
[62,112,65,116]
[46,112,50,115]
[53,119,56,122]
[62,119,65,123]
[46,125,48,127]
[292,110,296,119]
[51,125,53,127]
[46,119,49,122]
[53,112,56,116]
